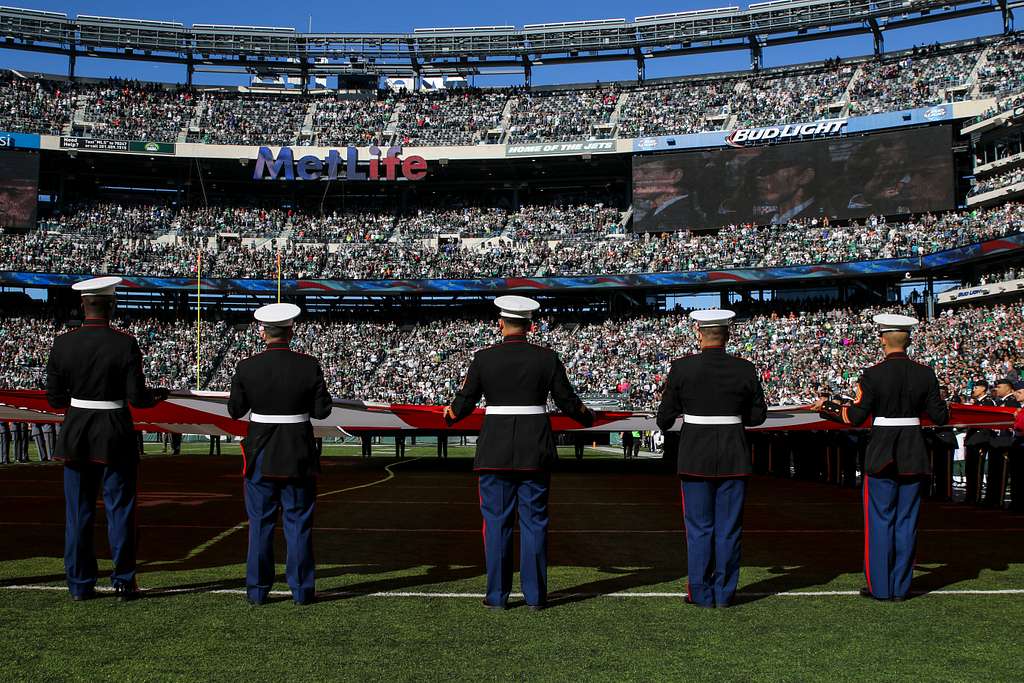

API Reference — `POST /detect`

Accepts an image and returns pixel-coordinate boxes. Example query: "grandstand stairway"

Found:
[70,96,86,134]
[185,101,206,142]
[498,97,517,142]
[607,92,627,139]
[384,102,403,144]
[968,46,994,99]
[301,101,316,143]
[839,64,864,117]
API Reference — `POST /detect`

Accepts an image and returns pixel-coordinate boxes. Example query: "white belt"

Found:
[683,414,742,425]
[873,417,921,427]
[249,412,310,424]
[70,398,125,410]
[485,405,547,415]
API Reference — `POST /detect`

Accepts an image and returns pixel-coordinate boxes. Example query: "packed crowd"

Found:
[6,201,1023,279]
[3,38,1024,145]
[187,92,309,146]
[77,81,196,143]
[971,168,1024,196]
[847,46,980,116]
[616,80,730,139]
[395,90,507,147]
[313,94,393,148]
[3,303,1022,410]
[727,67,852,128]
[507,87,620,143]
[975,39,1024,99]
[0,74,75,135]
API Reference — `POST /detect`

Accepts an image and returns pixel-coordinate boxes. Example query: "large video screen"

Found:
[632,126,955,232]
[0,151,39,230]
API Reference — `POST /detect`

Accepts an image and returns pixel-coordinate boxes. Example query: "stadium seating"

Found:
[6,36,1019,146]
[2,303,1019,409]
[9,201,1022,280]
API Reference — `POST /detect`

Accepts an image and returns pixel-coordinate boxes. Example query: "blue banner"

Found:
[0,131,41,150]
[1,232,1020,295]
[632,105,955,153]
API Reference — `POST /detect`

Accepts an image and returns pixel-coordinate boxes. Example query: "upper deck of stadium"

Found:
[0,1,1020,151]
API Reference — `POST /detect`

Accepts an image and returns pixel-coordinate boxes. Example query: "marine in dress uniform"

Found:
[227,303,332,606]
[31,423,49,461]
[445,296,594,610]
[14,422,28,462]
[656,310,768,608]
[45,276,168,601]
[817,314,949,601]
[963,380,995,505]
[984,378,1020,507]
[0,422,10,464]
[1009,383,1024,514]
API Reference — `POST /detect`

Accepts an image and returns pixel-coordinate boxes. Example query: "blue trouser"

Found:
[64,462,137,596]
[478,472,549,607]
[244,452,316,604]
[680,477,746,607]
[863,475,921,599]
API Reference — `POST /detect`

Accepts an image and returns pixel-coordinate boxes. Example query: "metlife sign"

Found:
[0,131,40,149]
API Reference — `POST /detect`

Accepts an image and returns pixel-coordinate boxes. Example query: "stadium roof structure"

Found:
[0,0,1016,82]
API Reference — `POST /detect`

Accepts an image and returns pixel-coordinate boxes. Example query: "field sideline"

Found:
[1,448,1022,681]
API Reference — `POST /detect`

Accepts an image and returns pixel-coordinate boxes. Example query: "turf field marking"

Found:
[144,457,429,565]
[184,456,428,558]
[316,457,427,499]
[3,585,1024,598]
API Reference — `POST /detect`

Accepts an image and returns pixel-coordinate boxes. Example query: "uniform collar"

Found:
[267,341,291,350]
[885,351,909,359]
[502,334,528,343]
[701,345,725,352]
[82,317,109,328]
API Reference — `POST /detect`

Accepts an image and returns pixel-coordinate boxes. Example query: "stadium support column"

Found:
[186,53,194,87]
[748,35,762,71]
[523,56,532,89]
[998,0,1014,33]
[869,18,884,57]
[301,59,310,93]
[68,42,76,80]
[926,276,935,320]
[634,47,646,83]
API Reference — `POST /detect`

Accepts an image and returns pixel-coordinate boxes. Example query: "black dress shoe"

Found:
[683,595,713,608]
[294,596,317,606]
[890,596,906,603]
[481,599,507,610]
[715,602,731,609]
[71,589,97,602]
[859,587,892,601]
[527,603,546,612]
[114,583,141,602]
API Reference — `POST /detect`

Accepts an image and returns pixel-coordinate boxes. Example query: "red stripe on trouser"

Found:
[680,484,691,601]
[478,479,486,550]
[239,443,247,477]
[863,477,872,594]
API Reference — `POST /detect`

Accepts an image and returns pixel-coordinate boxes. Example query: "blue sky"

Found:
[0,1,1010,86]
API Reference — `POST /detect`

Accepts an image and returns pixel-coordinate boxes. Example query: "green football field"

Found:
[1,447,1022,682]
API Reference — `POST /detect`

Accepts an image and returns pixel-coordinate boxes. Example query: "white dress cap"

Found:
[254,302,301,327]
[689,309,737,328]
[495,295,540,320]
[873,313,918,333]
[71,276,123,297]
